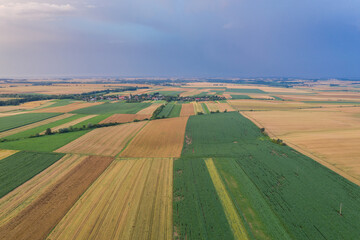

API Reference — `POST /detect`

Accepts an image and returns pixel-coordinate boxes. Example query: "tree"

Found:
[45,128,52,135]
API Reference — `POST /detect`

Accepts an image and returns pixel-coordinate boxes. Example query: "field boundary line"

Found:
[115,121,150,158]
[205,158,249,240]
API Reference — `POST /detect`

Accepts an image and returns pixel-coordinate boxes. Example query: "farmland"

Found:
[48,158,173,240]
[0,151,64,198]
[34,101,103,113]
[0,112,61,133]
[120,117,188,157]
[100,113,150,124]
[56,121,147,156]
[181,112,360,239]
[173,158,234,239]
[0,80,359,239]
[72,102,151,115]
[0,155,113,240]
[179,103,195,117]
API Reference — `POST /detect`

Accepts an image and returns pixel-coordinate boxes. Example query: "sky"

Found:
[0,0,360,78]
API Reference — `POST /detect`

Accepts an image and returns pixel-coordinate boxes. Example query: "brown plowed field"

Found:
[100,113,150,124]
[0,155,113,240]
[56,121,147,156]
[136,103,163,115]
[48,158,173,240]
[33,102,103,113]
[120,117,188,157]
[0,113,74,139]
[180,103,195,117]
[0,154,87,226]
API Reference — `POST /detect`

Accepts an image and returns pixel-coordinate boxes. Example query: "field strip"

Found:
[205,158,249,240]
[0,154,87,226]
[193,102,204,114]
[100,113,150,124]
[0,149,18,161]
[180,103,195,117]
[120,117,188,158]
[33,102,103,113]
[55,121,147,156]
[0,113,74,139]
[136,103,163,115]
[48,158,173,240]
[40,115,97,134]
[0,155,114,240]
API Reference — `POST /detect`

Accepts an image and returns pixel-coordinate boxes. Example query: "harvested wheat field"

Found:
[0,113,74,139]
[19,100,53,109]
[100,114,150,124]
[193,102,204,114]
[120,117,188,157]
[0,155,113,240]
[180,103,195,117]
[48,158,173,240]
[0,149,18,161]
[242,109,360,185]
[0,154,87,226]
[229,99,315,111]
[136,103,163,115]
[218,102,235,112]
[33,102,103,113]
[41,115,97,133]
[222,93,232,99]
[205,102,219,112]
[56,121,147,156]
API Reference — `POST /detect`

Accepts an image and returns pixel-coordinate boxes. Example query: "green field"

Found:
[173,158,234,240]
[226,88,266,93]
[72,114,112,127]
[0,130,90,152]
[201,103,210,114]
[156,91,184,96]
[157,103,175,118]
[71,102,151,115]
[0,151,64,198]
[0,113,61,133]
[230,95,252,99]
[41,99,75,108]
[3,114,87,140]
[180,112,360,239]
[168,104,182,118]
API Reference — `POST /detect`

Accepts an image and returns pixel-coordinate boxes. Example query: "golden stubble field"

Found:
[48,158,173,240]
[242,108,360,185]
[56,121,147,156]
[120,117,188,158]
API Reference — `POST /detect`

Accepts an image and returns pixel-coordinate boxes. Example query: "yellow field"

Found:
[41,115,97,133]
[229,99,316,111]
[242,109,360,185]
[48,158,173,240]
[100,113,150,124]
[193,102,204,114]
[180,103,195,117]
[0,149,18,161]
[56,121,147,156]
[136,103,163,115]
[0,113,74,139]
[205,159,249,240]
[0,154,87,226]
[120,117,188,158]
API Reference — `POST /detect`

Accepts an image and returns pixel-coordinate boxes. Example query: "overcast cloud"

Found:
[0,0,360,78]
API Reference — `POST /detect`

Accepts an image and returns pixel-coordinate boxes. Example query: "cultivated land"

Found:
[99,113,150,124]
[243,109,360,184]
[56,121,147,156]
[0,155,113,240]
[0,79,360,239]
[181,112,360,239]
[34,102,103,113]
[120,117,188,158]
[0,151,64,198]
[179,103,195,117]
[72,102,151,115]
[0,154,87,226]
[49,158,173,240]
[0,112,61,133]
